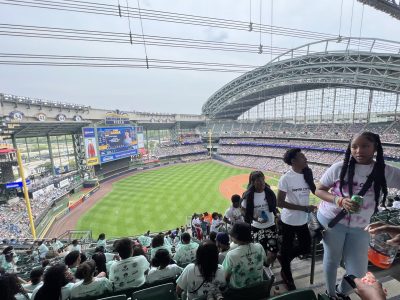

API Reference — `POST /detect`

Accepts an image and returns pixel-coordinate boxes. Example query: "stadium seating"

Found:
[268,289,317,300]
[131,283,177,300]
[99,296,127,300]
[222,278,275,300]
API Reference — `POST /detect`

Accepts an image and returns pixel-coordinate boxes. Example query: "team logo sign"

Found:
[9,111,24,121]
[36,113,47,121]
[73,115,83,122]
[56,114,67,121]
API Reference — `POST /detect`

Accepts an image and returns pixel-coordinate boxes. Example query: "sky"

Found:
[0,0,399,115]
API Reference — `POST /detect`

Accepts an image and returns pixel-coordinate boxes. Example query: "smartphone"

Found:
[344,275,357,289]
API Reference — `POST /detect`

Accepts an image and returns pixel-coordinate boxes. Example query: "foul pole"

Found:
[16,149,36,239]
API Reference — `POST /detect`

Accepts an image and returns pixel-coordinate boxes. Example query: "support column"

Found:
[332,88,337,124]
[367,90,373,123]
[145,128,149,153]
[352,89,358,124]
[294,92,298,124]
[47,135,56,175]
[304,90,308,124]
[11,135,17,150]
[25,138,30,162]
[319,89,324,123]
[273,98,276,121]
[395,93,399,121]
[72,134,80,172]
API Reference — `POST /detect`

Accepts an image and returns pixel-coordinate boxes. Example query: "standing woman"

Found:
[316,132,400,299]
[277,148,317,291]
[242,171,279,266]
[97,233,107,249]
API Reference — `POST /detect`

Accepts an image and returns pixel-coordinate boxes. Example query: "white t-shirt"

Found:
[222,243,267,289]
[210,219,223,233]
[70,277,113,298]
[150,245,172,260]
[51,240,64,251]
[278,169,311,226]
[137,235,152,247]
[109,255,150,291]
[319,161,400,228]
[97,239,107,248]
[192,218,201,228]
[31,282,74,300]
[38,244,49,258]
[70,244,81,253]
[242,192,275,228]
[224,206,244,229]
[174,242,199,265]
[22,282,42,293]
[105,252,116,262]
[146,264,183,283]
[176,263,226,300]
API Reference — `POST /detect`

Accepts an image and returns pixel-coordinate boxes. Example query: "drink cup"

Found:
[350,195,363,213]
[368,232,398,269]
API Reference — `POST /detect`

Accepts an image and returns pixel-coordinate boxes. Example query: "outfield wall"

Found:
[39,185,99,238]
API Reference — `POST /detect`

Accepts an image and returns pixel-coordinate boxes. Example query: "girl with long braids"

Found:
[176,241,225,300]
[242,171,279,266]
[277,148,317,291]
[31,263,74,300]
[316,132,400,300]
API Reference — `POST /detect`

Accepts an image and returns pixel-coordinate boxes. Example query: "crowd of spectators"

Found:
[0,176,83,240]
[204,120,400,143]
[0,216,274,300]
[179,134,202,144]
[218,154,327,179]
[218,145,342,167]
[154,144,207,158]
[219,138,400,160]
[179,154,209,162]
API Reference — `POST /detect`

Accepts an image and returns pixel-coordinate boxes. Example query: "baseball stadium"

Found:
[1,1,400,300]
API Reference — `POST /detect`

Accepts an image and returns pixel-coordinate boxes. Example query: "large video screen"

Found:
[97,126,138,163]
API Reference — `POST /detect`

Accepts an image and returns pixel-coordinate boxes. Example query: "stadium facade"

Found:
[1,37,400,239]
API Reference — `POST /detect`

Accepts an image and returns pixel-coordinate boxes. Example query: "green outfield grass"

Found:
[76,161,320,237]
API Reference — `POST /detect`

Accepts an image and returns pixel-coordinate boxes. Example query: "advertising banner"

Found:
[137,126,145,149]
[6,179,31,189]
[83,127,99,166]
[59,179,70,188]
[32,188,44,200]
[97,126,138,163]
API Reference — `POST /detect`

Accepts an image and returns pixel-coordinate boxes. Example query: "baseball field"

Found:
[76,160,320,237]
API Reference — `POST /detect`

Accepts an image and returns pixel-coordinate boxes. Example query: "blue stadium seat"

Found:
[268,289,317,300]
[131,282,177,300]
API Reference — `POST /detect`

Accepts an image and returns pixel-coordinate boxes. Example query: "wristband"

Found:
[334,196,343,207]
[333,196,339,205]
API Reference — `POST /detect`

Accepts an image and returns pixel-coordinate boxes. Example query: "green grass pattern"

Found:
[76,161,320,237]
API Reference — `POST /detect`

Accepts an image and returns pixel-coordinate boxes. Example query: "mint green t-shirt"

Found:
[222,243,267,289]
[174,242,199,265]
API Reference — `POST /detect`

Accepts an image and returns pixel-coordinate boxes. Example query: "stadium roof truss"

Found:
[5,121,91,138]
[202,37,400,120]
[358,0,400,20]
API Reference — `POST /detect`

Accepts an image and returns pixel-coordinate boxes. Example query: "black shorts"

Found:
[251,225,279,253]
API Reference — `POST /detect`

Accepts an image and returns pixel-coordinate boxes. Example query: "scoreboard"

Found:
[97,126,138,163]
